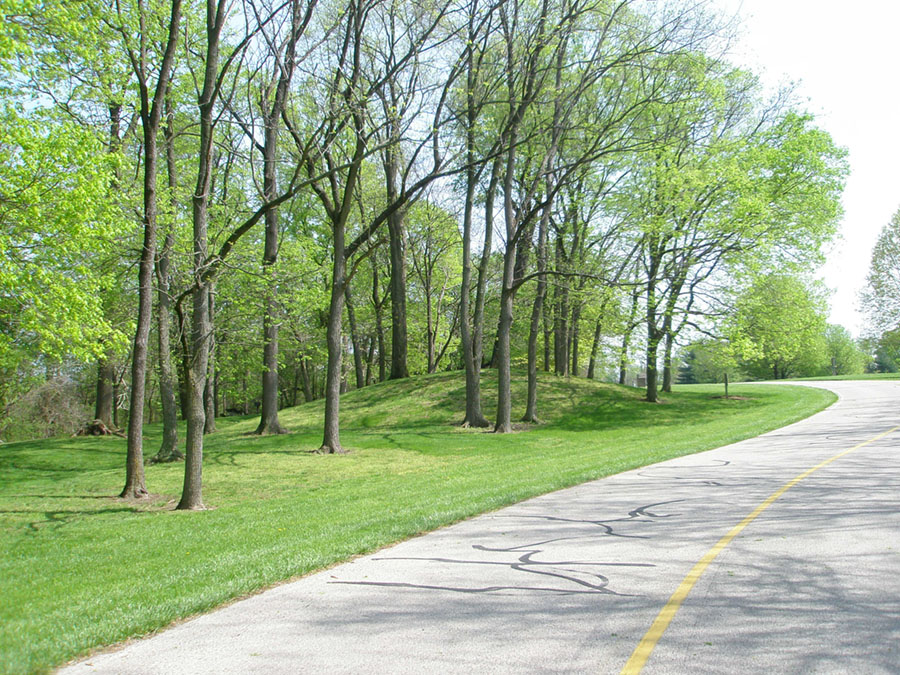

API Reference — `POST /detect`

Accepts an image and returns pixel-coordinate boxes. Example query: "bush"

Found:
[0,377,91,442]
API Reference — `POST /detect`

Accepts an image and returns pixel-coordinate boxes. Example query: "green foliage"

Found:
[821,324,866,376]
[678,341,746,385]
[862,207,900,337]
[0,106,129,414]
[869,328,900,373]
[0,371,835,674]
[730,273,829,379]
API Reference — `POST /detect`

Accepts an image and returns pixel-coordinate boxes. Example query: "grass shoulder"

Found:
[0,371,835,674]
[787,372,900,381]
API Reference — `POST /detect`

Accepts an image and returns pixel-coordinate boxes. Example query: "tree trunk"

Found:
[94,356,115,428]
[523,194,550,423]
[299,357,314,403]
[461,159,499,427]
[122,112,159,499]
[587,316,602,380]
[179,283,209,510]
[386,170,409,380]
[345,282,366,390]
[364,338,375,385]
[179,358,190,419]
[495,135,519,434]
[645,274,661,403]
[543,300,551,372]
[178,0,222,510]
[204,284,217,434]
[662,327,674,393]
[646,330,661,403]
[320,234,347,454]
[253,1,304,434]
[372,259,387,382]
[121,0,182,500]
[494,280,515,433]
[570,303,581,377]
[113,372,120,428]
[152,232,182,463]
[553,239,569,376]
[425,263,435,373]
[619,288,639,385]
[153,99,181,462]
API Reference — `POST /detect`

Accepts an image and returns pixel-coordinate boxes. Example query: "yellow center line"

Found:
[621,424,900,675]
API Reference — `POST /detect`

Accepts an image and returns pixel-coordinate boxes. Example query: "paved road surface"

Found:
[61,381,900,674]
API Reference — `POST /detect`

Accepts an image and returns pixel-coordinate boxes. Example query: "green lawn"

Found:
[0,371,835,674]
[790,372,900,381]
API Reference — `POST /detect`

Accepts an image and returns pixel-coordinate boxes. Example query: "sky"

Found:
[709,0,900,336]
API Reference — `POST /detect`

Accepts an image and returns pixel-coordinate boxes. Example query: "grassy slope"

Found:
[0,372,835,673]
[790,372,900,381]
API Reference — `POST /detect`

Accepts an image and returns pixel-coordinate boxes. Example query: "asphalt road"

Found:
[61,381,900,674]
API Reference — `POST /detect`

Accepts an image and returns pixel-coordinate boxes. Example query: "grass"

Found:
[0,370,835,674]
[789,372,900,381]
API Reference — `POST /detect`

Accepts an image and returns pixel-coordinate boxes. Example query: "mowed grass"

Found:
[0,371,835,674]
[791,372,900,381]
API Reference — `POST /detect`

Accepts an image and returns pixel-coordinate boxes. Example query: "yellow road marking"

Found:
[621,424,900,674]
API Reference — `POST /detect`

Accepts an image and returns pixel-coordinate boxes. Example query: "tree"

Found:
[114,0,183,498]
[862,208,900,337]
[0,107,126,434]
[245,0,316,436]
[822,324,865,376]
[732,273,828,380]
[286,0,463,453]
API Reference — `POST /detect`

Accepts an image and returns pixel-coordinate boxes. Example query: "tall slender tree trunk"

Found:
[364,338,375,385]
[570,303,581,377]
[543,301,551,372]
[386,157,409,380]
[425,264,436,373]
[152,232,182,462]
[123,125,159,498]
[372,259,387,382]
[299,357,314,402]
[494,132,519,434]
[553,239,569,376]
[473,160,500,370]
[645,282,661,403]
[458,140,492,427]
[345,283,366,389]
[153,98,181,462]
[204,284,217,434]
[178,0,222,510]
[95,357,115,427]
[523,197,550,423]
[587,316,602,380]
[254,3,305,434]
[121,0,182,500]
[619,288,639,385]
[96,101,121,430]
[494,262,516,433]
[320,227,347,454]
[662,324,674,393]
[122,124,157,497]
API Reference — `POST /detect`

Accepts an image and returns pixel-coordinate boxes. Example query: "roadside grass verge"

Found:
[0,372,834,673]
[789,372,900,381]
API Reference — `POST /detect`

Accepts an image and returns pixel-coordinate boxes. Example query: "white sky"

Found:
[710,0,900,336]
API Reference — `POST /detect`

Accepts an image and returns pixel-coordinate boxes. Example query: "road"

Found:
[61,381,900,674]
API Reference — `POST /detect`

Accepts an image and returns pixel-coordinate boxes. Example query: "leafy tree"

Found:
[822,324,865,376]
[870,328,900,373]
[862,208,900,336]
[0,107,126,431]
[732,273,828,380]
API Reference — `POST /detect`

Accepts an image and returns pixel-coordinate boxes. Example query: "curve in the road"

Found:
[622,422,900,674]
